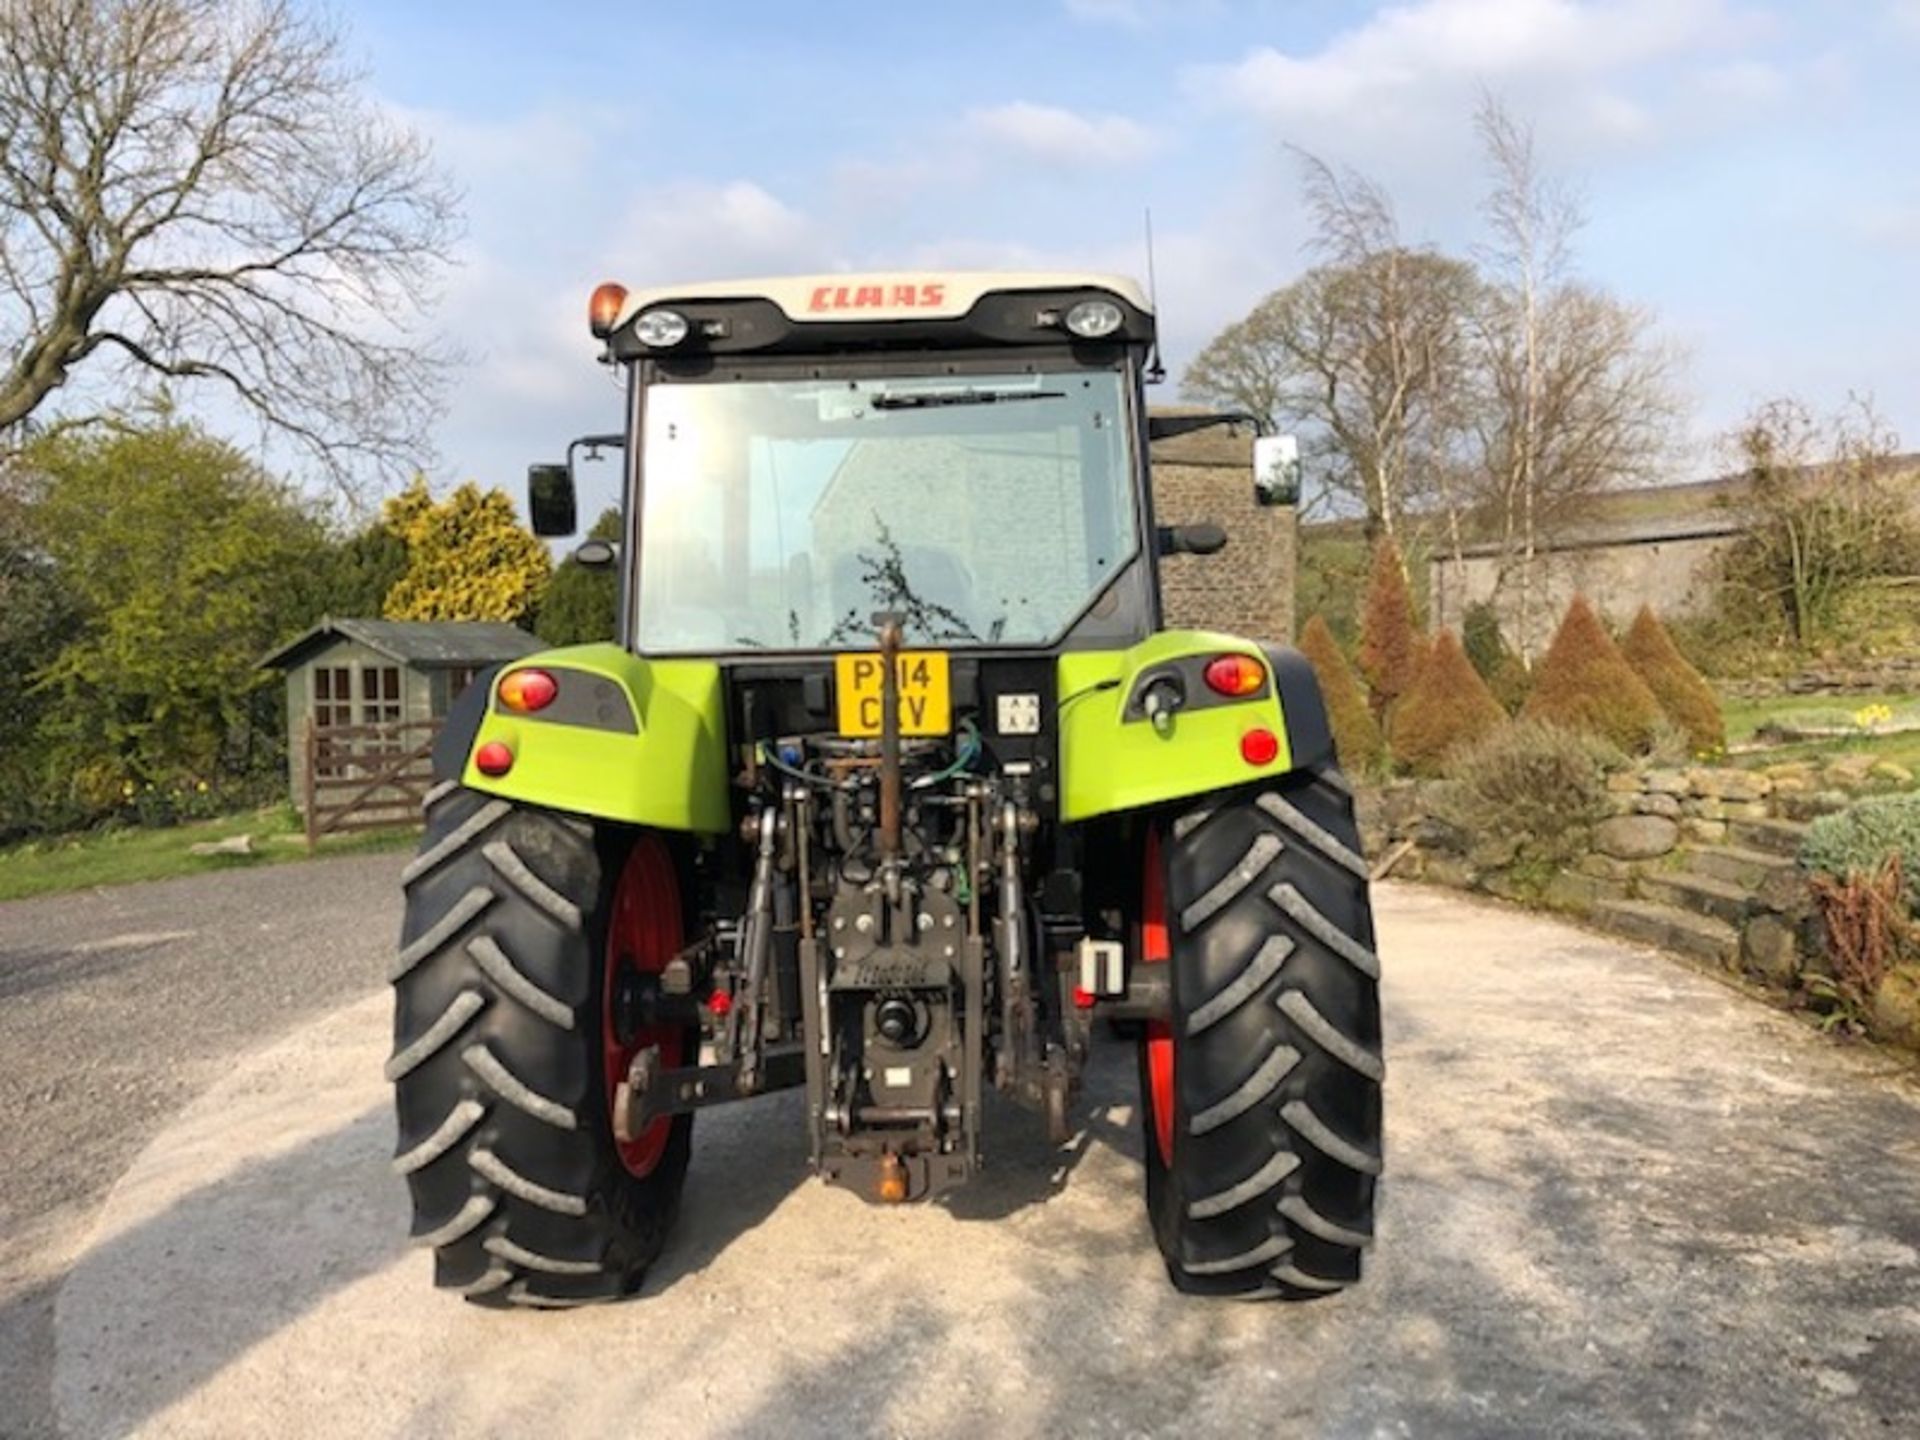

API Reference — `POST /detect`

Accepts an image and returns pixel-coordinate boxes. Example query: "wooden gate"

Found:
[302,718,443,851]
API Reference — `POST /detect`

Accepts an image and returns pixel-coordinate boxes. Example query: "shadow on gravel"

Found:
[42,1100,404,1435]
[648,1039,1143,1284]
[0,937,184,1003]
[644,1088,812,1296]
[940,1040,1137,1223]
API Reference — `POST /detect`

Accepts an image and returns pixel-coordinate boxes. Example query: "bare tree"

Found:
[1184,151,1479,548]
[1717,393,1915,647]
[0,0,459,484]
[1471,93,1681,656]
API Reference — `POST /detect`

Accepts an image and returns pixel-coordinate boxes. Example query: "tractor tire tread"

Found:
[390,786,690,1309]
[1145,765,1383,1301]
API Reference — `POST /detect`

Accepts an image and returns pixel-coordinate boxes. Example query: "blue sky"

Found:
[334,0,1920,518]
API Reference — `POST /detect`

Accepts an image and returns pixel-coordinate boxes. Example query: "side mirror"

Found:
[528,463,577,537]
[1253,434,1301,508]
[1157,522,1228,556]
[573,537,618,569]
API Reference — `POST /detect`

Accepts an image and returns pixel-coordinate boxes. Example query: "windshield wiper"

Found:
[869,388,1065,410]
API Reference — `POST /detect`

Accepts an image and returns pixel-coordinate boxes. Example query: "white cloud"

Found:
[962,101,1160,167]
[1185,0,1764,171]
[611,180,826,279]
[1196,0,1746,113]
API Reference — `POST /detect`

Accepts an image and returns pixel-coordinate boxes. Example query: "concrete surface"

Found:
[32,883,1920,1438]
[0,854,405,1440]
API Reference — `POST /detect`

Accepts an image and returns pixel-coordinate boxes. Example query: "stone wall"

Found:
[1149,421,1295,642]
[1719,657,1920,699]
[1428,529,1735,654]
[1358,760,1920,1052]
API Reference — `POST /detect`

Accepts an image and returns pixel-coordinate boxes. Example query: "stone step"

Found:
[1636,870,1756,927]
[1544,869,1630,914]
[1771,790,1853,824]
[1590,898,1740,967]
[1727,816,1810,858]
[1681,843,1797,889]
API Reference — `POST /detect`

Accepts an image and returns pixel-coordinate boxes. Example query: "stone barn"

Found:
[1148,416,1295,643]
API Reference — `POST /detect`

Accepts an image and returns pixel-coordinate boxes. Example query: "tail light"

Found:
[1203,654,1266,697]
[498,668,558,712]
[1240,728,1280,767]
[475,741,515,776]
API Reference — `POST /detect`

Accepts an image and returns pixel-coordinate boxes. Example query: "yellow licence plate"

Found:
[835,651,951,737]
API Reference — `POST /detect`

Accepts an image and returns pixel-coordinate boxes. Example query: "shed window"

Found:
[313,666,354,730]
[362,665,403,726]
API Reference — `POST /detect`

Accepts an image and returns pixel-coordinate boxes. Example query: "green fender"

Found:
[1056,630,1333,823]
[456,643,731,834]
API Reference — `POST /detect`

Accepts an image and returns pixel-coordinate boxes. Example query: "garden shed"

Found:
[260,618,538,814]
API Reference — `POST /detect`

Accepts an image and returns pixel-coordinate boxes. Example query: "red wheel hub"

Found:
[604,835,684,1178]
[1141,829,1175,1168]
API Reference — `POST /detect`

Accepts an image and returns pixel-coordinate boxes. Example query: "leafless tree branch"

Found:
[0,0,460,489]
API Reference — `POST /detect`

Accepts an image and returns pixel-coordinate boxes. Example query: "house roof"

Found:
[259,618,541,672]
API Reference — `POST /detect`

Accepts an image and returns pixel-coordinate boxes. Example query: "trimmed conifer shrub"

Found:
[1621,605,1725,755]
[1357,538,1422,719]
[1388,629,1508,775]
[1298,612,1384,772]
[1461,600,1509,679]
[1460,601,1530,712]
[1521,596,1662,752]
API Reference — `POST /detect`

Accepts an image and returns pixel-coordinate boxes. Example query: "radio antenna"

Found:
[1142,207,1166,383]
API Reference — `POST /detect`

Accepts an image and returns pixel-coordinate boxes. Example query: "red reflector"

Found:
[1240,728,1280,767]
[1072,986,1097,1009]
[498,668,558,712]
[475,741,514,776]
[1204,654,1266,697]
[706,990,733,1017]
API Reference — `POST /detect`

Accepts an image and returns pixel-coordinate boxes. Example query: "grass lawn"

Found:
[1719,691,1920,774]
[1721,692,1920,746]
[0,803,419,904]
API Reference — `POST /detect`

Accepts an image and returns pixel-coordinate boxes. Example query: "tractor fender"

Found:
[1056,631,1335,823]
[431,662,506,782]
[451,643,731,834]
[1260,642,1336,773]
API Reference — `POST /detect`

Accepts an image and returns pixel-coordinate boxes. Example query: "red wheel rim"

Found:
[1141,828,1175,1168]
[604,834,684,1178]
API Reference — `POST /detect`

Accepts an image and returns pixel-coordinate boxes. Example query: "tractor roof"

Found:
[614,270,1153,328]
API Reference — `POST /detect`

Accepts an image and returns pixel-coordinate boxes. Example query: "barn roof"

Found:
[259,618,540,672]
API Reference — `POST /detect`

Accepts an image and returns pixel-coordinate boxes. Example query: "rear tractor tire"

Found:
[1140,764,1384,1299]
[389,784,693,1308]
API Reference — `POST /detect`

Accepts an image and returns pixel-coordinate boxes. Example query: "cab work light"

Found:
[634,309,691,348]
[498,668,558,713]
[1063,298,1124,339]
[1202,654,1266,698]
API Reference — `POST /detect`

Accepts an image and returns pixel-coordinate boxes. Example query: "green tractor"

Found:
[389,271,1382,1308]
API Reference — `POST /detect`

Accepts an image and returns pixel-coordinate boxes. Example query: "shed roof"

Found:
[259,618,540,672]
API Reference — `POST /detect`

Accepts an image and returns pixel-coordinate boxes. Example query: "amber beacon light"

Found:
[588,282,629,339]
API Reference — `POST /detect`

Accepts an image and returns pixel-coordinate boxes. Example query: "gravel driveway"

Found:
[0,854,406,1440]
[6,865,1920,1437]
